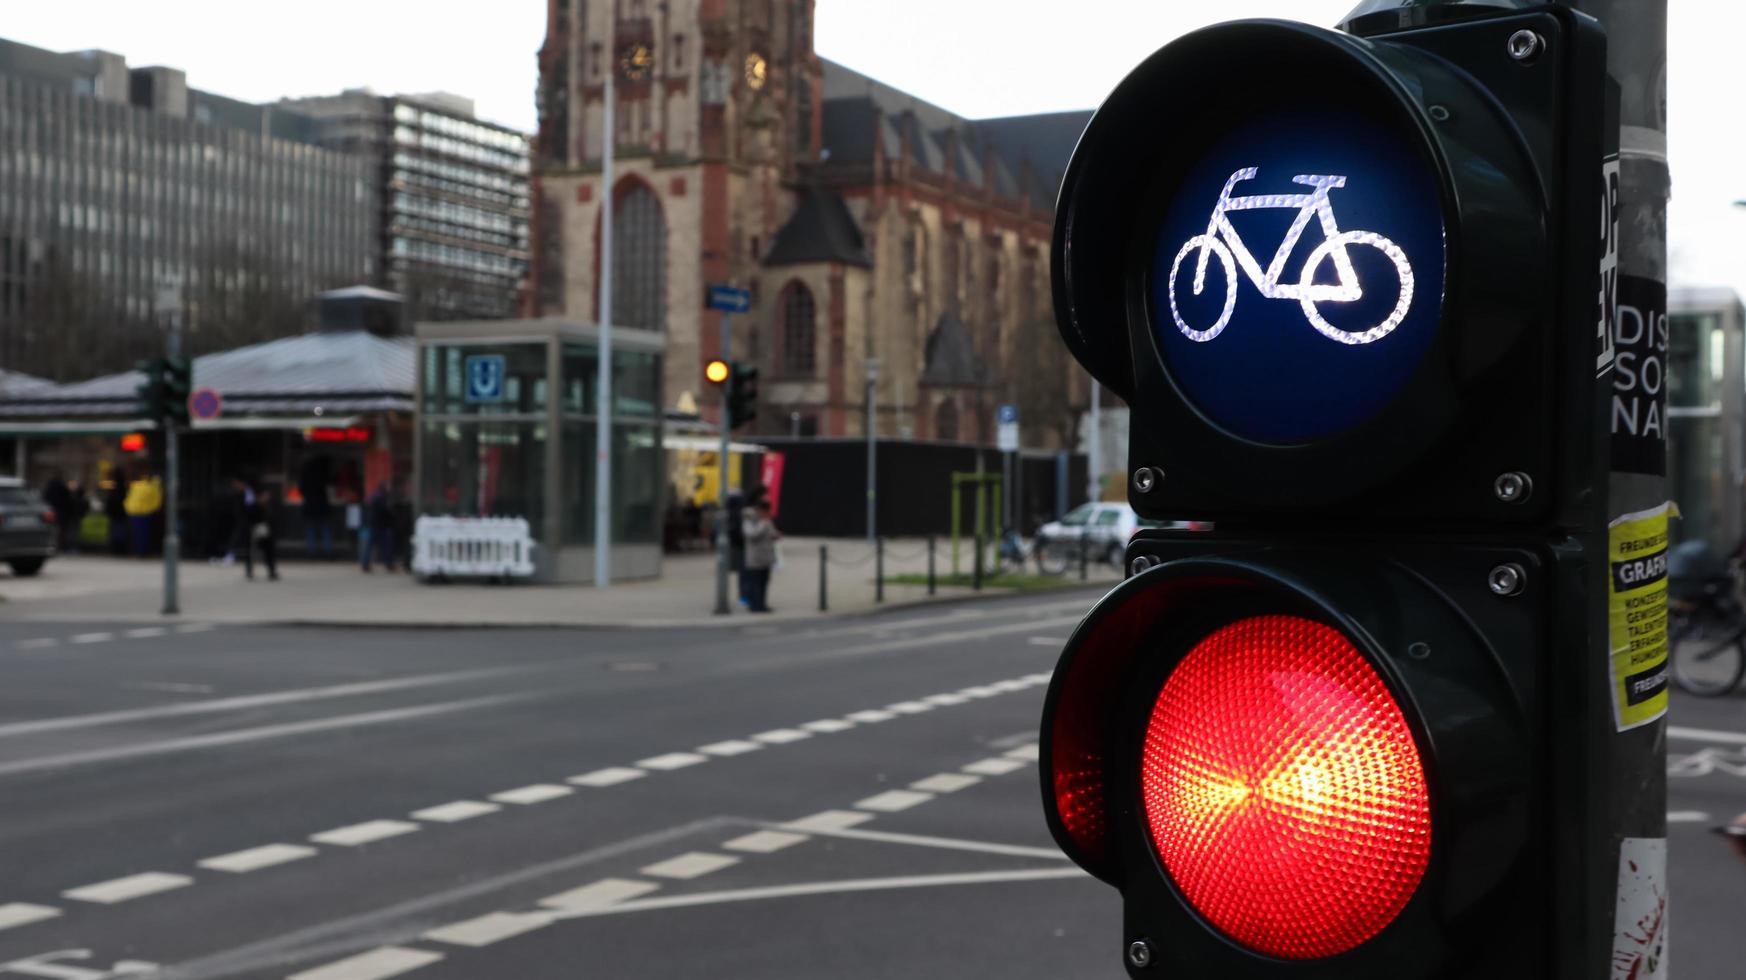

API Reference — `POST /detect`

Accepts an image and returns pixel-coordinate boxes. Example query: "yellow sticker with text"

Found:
[1608,503,1672,732]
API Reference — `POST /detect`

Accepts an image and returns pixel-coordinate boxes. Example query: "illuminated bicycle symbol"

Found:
[1168,167,1416,345]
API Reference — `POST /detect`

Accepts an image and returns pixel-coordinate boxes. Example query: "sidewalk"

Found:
[0,539,1122,627]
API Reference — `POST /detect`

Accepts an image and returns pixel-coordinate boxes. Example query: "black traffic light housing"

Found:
[162,356,192,427]
[727,361,758,430]
[134,358,166,422]
[1039,5,1614,978]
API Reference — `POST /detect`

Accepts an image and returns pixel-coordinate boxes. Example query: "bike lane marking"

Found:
[1669,725,1746,746]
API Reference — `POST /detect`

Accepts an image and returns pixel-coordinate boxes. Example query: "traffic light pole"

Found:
[714,313,733,616]
[1571,0,1669,974]
[161,314,181,616]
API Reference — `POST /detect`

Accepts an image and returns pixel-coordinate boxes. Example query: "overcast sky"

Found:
[3,0,1738,300]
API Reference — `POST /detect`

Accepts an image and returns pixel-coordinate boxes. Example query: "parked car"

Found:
[0,477,55,576]
[1035,502,1141,571]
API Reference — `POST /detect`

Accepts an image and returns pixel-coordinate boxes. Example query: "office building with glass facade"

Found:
[416,319,663,582]
[0,37,376,380]
[280,91,531,323]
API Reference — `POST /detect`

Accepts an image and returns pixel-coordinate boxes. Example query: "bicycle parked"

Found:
[1667,539,1746,696]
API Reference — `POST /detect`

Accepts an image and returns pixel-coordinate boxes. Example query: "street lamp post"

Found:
[865,359,879,544]
[594,35,615,588]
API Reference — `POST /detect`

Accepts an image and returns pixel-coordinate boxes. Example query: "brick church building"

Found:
[529,0,1091,446]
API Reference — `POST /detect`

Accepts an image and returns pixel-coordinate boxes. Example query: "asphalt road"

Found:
[0,592,1117,980]
[0,593,1741,979]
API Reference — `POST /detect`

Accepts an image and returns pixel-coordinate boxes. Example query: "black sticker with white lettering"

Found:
[1610,275,1667,476]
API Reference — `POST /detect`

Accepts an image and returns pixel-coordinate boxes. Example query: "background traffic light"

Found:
[134,357,166,422]
[1040,8,1617,978]
[727,360,758,430]
[162,355,191,427]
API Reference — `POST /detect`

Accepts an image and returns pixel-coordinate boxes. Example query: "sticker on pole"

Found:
[1611,837,1666,980]
[1607,502,1671,732]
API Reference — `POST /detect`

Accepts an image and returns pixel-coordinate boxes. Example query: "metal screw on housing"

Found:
[1494,471,1533,503]
[1507,29,1543,63]
[1130,556,1156,577]
[1127,940,1153,968]
[1132,467,1161,494]
[1488,563,1526,597]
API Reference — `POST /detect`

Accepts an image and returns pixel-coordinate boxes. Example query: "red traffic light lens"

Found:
[1141,614,1430,959]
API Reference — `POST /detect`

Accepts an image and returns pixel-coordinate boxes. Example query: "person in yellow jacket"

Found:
[123,473,163,557]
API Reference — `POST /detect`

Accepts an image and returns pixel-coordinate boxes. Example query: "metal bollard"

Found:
[1079,526,1089,581]
[875,537,885,604]
[973,528,983,591]
[927,534,936,596]
[819,544,828,612]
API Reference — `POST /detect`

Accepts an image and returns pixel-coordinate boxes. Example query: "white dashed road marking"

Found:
[69,632,115,645]
[855,790,935,813]
[287,946,443,980]
[801,719,855,733]
[0,903,60,931]
[489,784,574,805]
[636,752,708,771]
[63,872,192,904]
[846,709,896,723]
[539,878,660,911]
[568,767,647,787]
[411,801,501,823]
[697,739,763,757]
[885,701,932,715]
[750,728,810,745]
[310,820,421,847]
[962,757,1028,776]
[784,810,876,833]
[640,852,741,880]
[911,772,982,793]
[1668,811,1711,823]
[921,693,970,706]
[1669,725,1746,746]
[125,626,167,638]
[1003,744,1040,761]
[14,638,58,650]
[424,910,555,948]
[175,623,218,634]
[722,830,809,854]
[197,843,317,873]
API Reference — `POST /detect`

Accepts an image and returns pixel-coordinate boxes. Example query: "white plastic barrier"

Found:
[412,516,537,580]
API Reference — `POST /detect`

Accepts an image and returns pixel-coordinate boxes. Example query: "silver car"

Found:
[0,477,55,576]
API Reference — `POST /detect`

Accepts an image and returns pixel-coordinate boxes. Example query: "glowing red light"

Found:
[119,433,147,453]
[1141,614,1430,959]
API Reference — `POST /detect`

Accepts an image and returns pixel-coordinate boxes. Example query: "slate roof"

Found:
[919,311,989,388]
[0,331,415,419]
[764,186,873,268]
[816,59,1091,212]
[0,370,49,397]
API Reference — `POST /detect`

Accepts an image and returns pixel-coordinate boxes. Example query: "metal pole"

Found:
[1079,524,1088,582]
[714,314,733,615]
[1087,378,1101,503]
[593,27,616,589]
[927,534,936,595]
[790,411,800,438]
[1568,1,1669,973]
[865,359,878,544]
[972,524,983,591]
[875,536,884,604]
[818,544,828,612]
[161,312,180,616]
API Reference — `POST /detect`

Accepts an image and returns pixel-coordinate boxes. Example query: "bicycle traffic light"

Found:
[1040,8,1630,978]
[162,356,192,427]
[134,358,166,422]
[727,361,758,430]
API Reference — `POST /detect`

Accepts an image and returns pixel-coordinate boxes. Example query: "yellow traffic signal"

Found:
[705,359,730,384]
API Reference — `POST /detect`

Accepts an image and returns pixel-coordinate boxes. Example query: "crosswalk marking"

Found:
[287,946,443,980]
[198,843,317,873]
[1003,744,1040,762]
[411,800,502,823]
[568,767,647,787]
[489,784,574,805]
[0,903,60,931]
[424,910,555,948]
[310,820,420,847]
[855,790,935,813]
[63,872,192,904]
[911,772,982,793]
[637,752,708,770]
[962,757,1028,776]
[784,810,875,833]
[641,851,741,880]
[539,878,660,911]
[723,830,810,854]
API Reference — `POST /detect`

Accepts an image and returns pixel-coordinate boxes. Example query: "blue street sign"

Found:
[707,284,753,314]
[998,404,1019,424]
[464,354,506,404]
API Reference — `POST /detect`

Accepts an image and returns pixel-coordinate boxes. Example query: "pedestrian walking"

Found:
[123,471,163,558]
[41,474,72,551]
[104,470,129,556]
[361,482,395,572]
[741,498,780,613]
[243,487,279,581]
[299,458,334,558]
